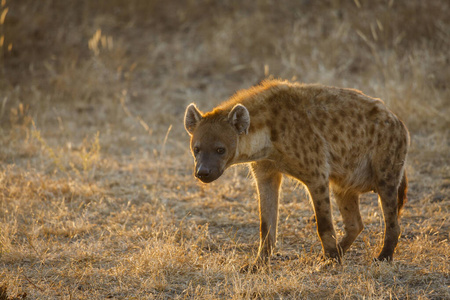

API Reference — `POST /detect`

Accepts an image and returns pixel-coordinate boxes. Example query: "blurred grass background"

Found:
[0,0,449,299]
[2,0,449,130]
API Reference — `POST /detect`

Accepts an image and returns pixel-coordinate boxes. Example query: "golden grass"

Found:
[0,0,449,299]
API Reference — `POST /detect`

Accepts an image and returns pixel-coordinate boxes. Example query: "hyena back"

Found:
[184,80,409,263]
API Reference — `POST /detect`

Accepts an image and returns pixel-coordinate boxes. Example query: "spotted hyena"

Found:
[184,80,409,264]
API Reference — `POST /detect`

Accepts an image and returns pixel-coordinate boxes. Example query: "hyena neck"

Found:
[233,129,273,164]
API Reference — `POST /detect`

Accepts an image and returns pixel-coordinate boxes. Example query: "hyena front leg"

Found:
[251,161,282,263]
[308,182,341,261]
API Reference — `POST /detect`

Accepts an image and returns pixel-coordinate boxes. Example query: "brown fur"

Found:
[397,171,408,216]
[184,79,410,263]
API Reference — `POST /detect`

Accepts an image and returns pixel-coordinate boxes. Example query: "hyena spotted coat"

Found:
[184,80,409,263]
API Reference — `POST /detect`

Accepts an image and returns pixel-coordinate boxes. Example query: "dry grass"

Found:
[0,0,449,299]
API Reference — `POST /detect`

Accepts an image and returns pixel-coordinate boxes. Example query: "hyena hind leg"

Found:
[376,182,401,261]
[308,182,340,261]
[335,190,364,254]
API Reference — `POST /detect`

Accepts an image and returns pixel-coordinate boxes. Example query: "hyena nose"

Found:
[195,166,211,179]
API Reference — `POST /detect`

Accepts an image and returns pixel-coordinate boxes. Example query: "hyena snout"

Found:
[195,164,211,179]
[194,163,222,183]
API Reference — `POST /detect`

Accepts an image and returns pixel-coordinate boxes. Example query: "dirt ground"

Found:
[0,1,449,299]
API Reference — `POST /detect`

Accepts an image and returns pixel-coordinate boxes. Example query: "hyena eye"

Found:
[216,147,225,154]
[193,147,200,154]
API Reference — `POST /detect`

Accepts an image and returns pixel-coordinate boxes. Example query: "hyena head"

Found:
[184,103,250,183]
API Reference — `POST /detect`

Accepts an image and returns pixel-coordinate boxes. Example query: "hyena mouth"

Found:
[197,176,219,184]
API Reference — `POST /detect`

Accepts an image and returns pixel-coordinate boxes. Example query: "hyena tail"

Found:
[397,170,408,217]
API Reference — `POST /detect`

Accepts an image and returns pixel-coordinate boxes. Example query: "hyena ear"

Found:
[228,104,250,135]
[184,103,203,135]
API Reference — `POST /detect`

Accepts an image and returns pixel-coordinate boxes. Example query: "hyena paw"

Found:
[324,248,342,264]
[373,254,393,262]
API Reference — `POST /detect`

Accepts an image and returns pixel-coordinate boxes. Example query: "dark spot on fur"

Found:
[386,185,396,192]
[314,198,332,227]
[378,179,386,187]
[389,221,397,229]
[272,106,279,115]
[357,113,363,123]
[397,142,404,152]
[315,159,321,167]
[387,173,397,181]
[332,135,339,143]
[317,186,327,194]
[368,107,379,117]
[270,128,278,142]
[316,214,333,234]
[331,116,339,125]
[298,136,305,145]
[377,133,383,145]
[314,142,320,153]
